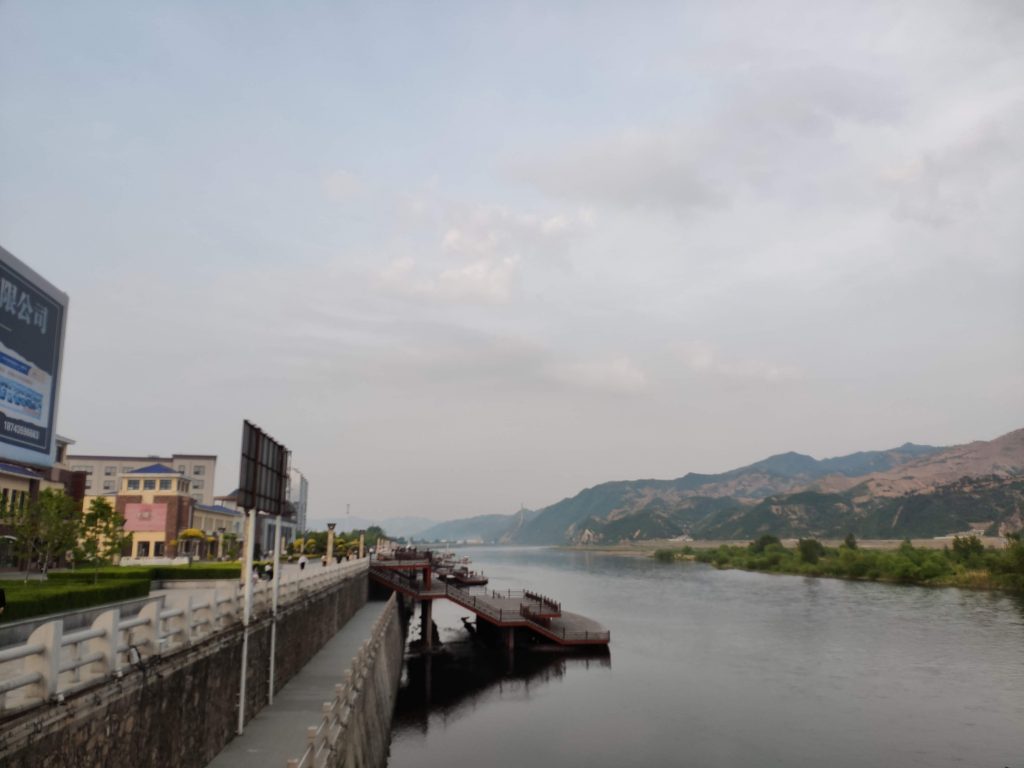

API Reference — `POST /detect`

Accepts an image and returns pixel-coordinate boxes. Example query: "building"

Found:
[215,488,297,556]
[66,453,217,505]
[114,464,195,559]
[0,435,84,567]
[289,467,309,533]
[192,502,244,559]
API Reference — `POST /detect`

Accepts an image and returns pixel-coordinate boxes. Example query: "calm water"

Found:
[388,547,1024,768]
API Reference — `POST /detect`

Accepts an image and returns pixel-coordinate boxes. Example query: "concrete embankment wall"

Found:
[0,574,368,768]
[333,596,405,768]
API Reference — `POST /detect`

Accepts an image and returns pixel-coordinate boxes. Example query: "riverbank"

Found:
[649,535,1024,592]
[561,535,1011,555]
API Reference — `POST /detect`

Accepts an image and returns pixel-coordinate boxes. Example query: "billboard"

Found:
[0,246,68,468]
[237,420,290,515]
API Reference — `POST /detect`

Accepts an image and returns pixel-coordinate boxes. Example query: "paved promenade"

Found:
[206,599,390,768]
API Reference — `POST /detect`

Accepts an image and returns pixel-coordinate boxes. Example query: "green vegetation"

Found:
[655,534,1024,592]
[1,579,150,623]
[1,488,81,580]
[47,563,243,583]
[76,496,132,583]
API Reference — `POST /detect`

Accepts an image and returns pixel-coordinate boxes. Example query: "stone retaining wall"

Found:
[0,573,368,768]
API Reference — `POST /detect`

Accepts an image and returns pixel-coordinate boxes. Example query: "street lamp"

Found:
[326,523,336,564]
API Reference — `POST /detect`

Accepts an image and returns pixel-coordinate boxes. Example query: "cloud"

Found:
[517,130,721,213]
[376,202,588,303]
[678,343,803,382]
[885,95,1024,227]
[323,170,363,202]
[548,357,649,395]
[378,254,520,303]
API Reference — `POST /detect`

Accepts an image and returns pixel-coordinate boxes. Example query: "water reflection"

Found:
[394,639,610,735]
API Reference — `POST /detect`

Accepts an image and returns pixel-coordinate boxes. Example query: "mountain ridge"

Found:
[412,429,1024,544]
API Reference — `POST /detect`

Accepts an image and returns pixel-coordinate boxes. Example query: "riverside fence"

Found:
[0,558,369,714]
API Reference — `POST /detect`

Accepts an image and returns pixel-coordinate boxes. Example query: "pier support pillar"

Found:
[504,626,514,653]
[420,600,433,650]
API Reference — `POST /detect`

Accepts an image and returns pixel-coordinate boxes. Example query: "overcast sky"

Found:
[1,1,1021,527]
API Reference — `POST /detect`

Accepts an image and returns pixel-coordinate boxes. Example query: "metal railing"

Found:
[371,568,610,645]
[367,566,445,597]
[0,558,369,713]
[286,593,397,768]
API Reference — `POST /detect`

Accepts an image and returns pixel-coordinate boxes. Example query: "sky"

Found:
[1,1,1022,528]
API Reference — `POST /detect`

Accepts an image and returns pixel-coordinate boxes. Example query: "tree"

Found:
[1,488,81,582]
[843,532,858,550]
[749,534,781,554]
[178,528,207,564]
[77,496,132,583]
[798,538,826,564]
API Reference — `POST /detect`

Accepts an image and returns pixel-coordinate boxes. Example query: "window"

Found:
[192,479,204,490]
[153,542,165,557]
[178,480,187,492]
[137,541,150,557]
[127,479,140,491]
[104,466,116,476]
[102,480,115,491]
[191,493,202,502]
[72,465,91,473]
[177,465,185,473]
[122,467,134,474]
[143,479,156,490]
[159,479,172,490]
[192,465,205,476]
[85,478,93,489]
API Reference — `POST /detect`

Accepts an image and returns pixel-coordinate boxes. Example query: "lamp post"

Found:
[326,523,336,563]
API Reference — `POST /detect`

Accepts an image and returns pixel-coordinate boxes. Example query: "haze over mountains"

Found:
[413,429,1024,544]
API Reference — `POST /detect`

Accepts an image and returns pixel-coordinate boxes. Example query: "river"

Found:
[386,546,1024,768]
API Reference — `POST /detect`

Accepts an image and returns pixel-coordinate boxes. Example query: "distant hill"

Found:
[512,440,954,544]
[408,428,1024,545]
[416,509,539,543]
[692,475,1024,541]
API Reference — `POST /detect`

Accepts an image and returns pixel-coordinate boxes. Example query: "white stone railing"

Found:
[0,558,369,714]
[286,593,397,768]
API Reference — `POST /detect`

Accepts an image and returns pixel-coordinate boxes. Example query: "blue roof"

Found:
[128,463,180,475]
[0,462,43,479]
[193,503,242,517]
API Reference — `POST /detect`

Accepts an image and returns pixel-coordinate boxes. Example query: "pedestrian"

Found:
[321,555,327,567]
[263,562,273,581]
[298,554,308,571]
[0,586,5,617]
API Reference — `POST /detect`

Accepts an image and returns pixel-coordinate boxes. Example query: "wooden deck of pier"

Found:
[369,558,610,647]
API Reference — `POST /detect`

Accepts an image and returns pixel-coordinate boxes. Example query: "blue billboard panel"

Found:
[0,246,68,467]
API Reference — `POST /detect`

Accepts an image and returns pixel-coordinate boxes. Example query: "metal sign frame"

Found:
[237,420,290,515]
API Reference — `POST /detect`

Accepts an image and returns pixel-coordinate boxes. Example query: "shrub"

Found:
[47,567,157,582]
[153,564,241,580]
[1,580,150,622]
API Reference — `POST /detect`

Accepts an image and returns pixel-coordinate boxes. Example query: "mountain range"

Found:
[412,428,1024,544]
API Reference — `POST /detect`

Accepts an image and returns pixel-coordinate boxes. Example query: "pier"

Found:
[369,553,610,650]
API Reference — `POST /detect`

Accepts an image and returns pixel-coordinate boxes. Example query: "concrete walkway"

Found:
[206,599,390,768]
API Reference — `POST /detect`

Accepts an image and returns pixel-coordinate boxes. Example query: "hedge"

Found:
[0,580,150,623]
[47,567,158,582]
[152,565,241,580]
[46,563,243,583]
